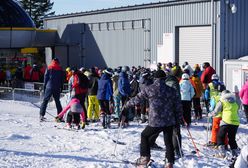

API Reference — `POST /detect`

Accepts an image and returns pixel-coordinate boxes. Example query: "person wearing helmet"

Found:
[201,62,216,89]
[65,67,72,83]
[118,66,131,127]
[204,74,226,113]
[210,90,240,158]
[207,84,228,147]
[179,73,195,126]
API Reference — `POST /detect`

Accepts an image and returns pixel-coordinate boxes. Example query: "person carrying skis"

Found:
[210,90,240,158]
[122,70,183,168]
[55,97,86,129]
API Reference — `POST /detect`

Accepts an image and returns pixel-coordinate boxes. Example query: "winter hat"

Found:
[53,57,59,63]
[104,68,113,76]
[154,70,166,78]
[211,74,219,80]
[122,66,130,72]
[182,73,190,80]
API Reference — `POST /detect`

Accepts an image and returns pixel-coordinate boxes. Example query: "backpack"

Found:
[77,73,89,89]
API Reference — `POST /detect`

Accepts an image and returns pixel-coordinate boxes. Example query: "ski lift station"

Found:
[0,0,248,80]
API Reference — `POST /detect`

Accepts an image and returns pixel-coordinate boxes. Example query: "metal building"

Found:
[44,0,248,77]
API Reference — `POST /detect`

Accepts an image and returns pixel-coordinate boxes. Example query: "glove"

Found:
[55,116,60,122]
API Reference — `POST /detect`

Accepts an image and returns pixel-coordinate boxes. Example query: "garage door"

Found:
[178,26,212,68]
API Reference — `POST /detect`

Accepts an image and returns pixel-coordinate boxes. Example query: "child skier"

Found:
[210,90,240,158]
[55,97,85,129]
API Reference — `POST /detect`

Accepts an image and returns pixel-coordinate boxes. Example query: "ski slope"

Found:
[0,98,247,168]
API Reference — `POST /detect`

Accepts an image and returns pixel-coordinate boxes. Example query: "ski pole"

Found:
[182,118,200,157]
[176,134,185,168]
[206,115,210,144]
[31,102,56,118]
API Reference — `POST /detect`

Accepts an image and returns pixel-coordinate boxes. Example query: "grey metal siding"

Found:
[44,1,215,69]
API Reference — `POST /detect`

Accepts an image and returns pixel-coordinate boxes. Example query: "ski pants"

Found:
[75,94,87,122]
[99,100,110,115]
[217,124,239,150]
[149,125,182,156]
[66,111,80,125]
[40,88,62,116]
[140,125,174,164]
[120,95,129,122]
[87,95,100,120]
[211,117,228,144]
[182,100,192,125]
[192,98,202,118]
[114,94,121,119]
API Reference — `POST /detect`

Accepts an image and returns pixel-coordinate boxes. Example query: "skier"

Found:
[191,71,204,120]
[122,70,183,168]
[87,67,100,122]
[179,73,195,126]
[97,68,113,129]
[210,90,240,158]
[40,58,64,121]
[118,66,131,127]
[207,85,228,147]
[239,80,248,123]
[55,97,86,129]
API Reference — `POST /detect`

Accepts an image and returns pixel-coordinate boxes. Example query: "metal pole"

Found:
[211,0,215,67]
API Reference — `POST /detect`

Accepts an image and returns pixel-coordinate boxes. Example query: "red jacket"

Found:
[24,65,32,80]
[201,66,216,87]
[72,73,88,95]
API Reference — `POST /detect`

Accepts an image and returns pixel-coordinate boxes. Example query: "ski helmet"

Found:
[211,74,219,80]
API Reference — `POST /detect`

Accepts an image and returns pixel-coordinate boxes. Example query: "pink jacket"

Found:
[239,81,248,105]
[58,98,85,122]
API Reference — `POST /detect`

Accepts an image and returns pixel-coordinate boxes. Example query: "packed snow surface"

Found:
[0,98,247,168]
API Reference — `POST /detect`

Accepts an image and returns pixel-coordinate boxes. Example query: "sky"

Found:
[51,0,168,15]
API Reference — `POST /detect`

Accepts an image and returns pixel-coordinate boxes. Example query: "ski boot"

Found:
[135,156,150,168]
[100,112,107,129]
[106,115,111,128]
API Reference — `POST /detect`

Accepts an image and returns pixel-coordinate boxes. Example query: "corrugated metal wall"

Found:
[221,0,248,60]
[45,0,218,69]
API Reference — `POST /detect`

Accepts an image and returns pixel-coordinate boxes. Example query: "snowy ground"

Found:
[0,96,247,168]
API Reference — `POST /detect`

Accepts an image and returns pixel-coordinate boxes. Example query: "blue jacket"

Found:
[118,72,131,97]
[44,61,64,91]
[97,73,113,100]
[179,79,195,101]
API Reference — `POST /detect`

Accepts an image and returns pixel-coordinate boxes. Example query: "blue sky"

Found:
[51,0,167,15]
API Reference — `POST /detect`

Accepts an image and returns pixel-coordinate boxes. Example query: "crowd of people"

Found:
[0,63,46,88]
[38,58,247,168]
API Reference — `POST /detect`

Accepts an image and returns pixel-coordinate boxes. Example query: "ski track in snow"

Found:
[0,99,247,168]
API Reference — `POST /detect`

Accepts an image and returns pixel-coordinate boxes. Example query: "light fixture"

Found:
[225,0,237,14]
[230,3,237,14]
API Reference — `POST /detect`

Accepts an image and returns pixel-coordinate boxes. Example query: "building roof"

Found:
[44,0,211,21]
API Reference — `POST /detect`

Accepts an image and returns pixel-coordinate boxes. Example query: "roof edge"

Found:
[44,0,215,21]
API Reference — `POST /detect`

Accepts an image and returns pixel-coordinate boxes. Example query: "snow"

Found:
[0,96,247,168]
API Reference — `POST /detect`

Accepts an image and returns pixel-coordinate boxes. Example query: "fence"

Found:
[0,83,69,104]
